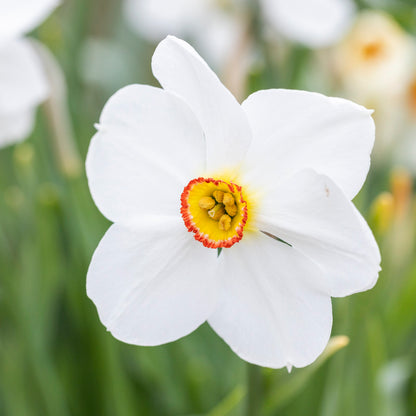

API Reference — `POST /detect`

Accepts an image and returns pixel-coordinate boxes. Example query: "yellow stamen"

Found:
[225,204,237,217]
[208,204,225,220]
[218,214,232,231]
[223,193,235,206]
[213,190,225,203]
[199,196,216,210]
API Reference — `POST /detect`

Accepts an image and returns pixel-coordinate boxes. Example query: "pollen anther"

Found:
[213,190,225,203]
[223,193,235,206]
[219,214,232,231]
[199,196,216,210]
[225,203,237,217]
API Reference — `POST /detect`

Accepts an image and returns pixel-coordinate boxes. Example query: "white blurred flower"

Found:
[0,0,59,42]
[124,0,355,56]
[330,11,415,160]
[332,11,414,103]
[0,0,59,148]
[261,0,355,47]
[124,0,245,68]
[86,36,380,369]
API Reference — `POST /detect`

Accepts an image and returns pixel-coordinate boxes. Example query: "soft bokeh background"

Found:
[1,0,416,415]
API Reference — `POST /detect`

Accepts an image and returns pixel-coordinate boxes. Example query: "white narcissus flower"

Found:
[124,0,354,52]
[0,0,60,42]
[0,39,48,147]
[261,0,355,47]
[0,0,59,148]
[332,11,414,103]
[124,0,208,40]
[124,0,245,68]
[86,36,380,369]
[330,11,415,160]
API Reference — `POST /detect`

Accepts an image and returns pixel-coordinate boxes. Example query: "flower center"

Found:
[361,40,384,60]
[180,177,248,248]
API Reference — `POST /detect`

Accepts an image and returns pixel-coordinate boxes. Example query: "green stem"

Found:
[247,363,263,416]
[31,39,82,178]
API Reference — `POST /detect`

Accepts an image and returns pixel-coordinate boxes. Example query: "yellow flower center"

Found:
[180,177,248,248]
[361,40,384,60]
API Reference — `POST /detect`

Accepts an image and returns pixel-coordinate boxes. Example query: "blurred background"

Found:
[1,0,416,415]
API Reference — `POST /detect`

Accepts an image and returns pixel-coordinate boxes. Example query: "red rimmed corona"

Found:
[181,177,248,248]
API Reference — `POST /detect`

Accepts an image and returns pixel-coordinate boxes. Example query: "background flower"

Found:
[331,11,414,103]
[330,11,416,161]
[0,0,60,42]
[123,0,246,68]
[261,0,355,47]
[0,0,59,147]
[123,0,356,72]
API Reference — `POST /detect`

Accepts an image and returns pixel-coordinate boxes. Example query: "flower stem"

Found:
[222,11,252,102]
[246,363,263,416]
[31,40,82,179]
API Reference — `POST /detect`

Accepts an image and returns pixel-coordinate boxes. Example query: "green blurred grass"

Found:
[1,0,416,415]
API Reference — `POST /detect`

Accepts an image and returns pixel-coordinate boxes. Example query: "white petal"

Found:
[152,36,251,172]
[241,89,375,200]
[255,169,381,297]
[86,84,206,224]
[87,218,219,346]
[0,109,35,148]
[261,0,355,47]
[0,39,48,115]
[0,0,59,42]
[209,232,332,369]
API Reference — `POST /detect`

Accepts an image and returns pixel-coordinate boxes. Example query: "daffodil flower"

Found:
[86,36,380,369]
[124,0,245,68]
[332,11,413,103]
[331,11,414,160]
[124,0,355,52]
[262,0,355,47]
[0,0,59,147]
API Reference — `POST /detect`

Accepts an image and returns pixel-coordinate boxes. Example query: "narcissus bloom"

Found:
[332,11,413,103]
[331,11,414,160]
[0,0,59,147]
[125,0,354,52]
[87,36,380,369]
[262,0,355,47]
[124,0,245,68]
